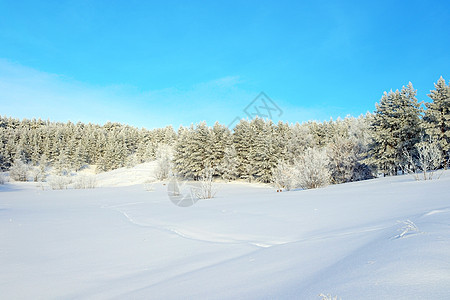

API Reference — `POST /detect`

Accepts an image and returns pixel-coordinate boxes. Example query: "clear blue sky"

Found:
[1,0,449,129]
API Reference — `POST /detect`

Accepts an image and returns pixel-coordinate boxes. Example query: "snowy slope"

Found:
[1,170,450,299]
[94,162,158,187]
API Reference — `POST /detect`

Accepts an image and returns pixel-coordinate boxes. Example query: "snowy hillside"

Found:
[94,162,158,187]
[1,170,450,299]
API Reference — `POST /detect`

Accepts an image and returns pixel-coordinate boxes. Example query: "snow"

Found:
[1,168,450,299]
[89,162,158,187]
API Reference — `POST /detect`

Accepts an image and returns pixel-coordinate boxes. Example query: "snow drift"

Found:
[1,170,450,299]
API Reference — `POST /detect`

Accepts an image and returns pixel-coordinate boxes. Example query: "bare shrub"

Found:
[47,175,71,190]
[393,220,420,239]
[416,139,443,179]
[192,166,216,199]
[29,166,46,182]
[403,138,443,180]
[73,175,96,189]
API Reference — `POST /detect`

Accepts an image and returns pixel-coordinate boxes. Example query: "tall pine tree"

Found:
[369,83,422,176]
[423,76,450,162]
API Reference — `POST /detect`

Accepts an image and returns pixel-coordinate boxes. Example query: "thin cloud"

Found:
[0,59,253,128]
[0,59,340,128]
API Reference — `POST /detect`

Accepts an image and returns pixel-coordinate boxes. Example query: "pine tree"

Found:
[0,127,6,170]
[72,147,86,171]
[398,82,423,155]
[423,76,450,163]
[232,119,253,180]
[190,122,213,179]
[274,121,290,162]
[369,83,422,176]
[173,125,193,177]
[219,145,239,181]
[211,122,231,176]
[286,123,314,163]
[163,125,177,145]
[347,114,375,181]
[249,118,278,183]
[54,151,69,175]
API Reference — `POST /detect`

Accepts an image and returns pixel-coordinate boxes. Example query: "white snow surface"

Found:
[87,162,158,187]
[1,168,450,299]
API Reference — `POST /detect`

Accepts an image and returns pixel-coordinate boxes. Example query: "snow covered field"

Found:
[1,168,450,299]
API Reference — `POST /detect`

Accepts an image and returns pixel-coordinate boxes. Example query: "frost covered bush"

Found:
[272,148,330,191]
[295,147,330,189]
[403,138,444,180]
[73,175,96,189]
[0,173,6,184]
[47,175,71,190]
[9,159,29,182]
[29,166,46,182]
[193,167,216,199]
[155,144,173,180]
[272,160,296,191]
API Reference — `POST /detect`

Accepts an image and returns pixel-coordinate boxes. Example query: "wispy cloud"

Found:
[0,59,130,123]
[0,59,256,128]
[0,59,344,129]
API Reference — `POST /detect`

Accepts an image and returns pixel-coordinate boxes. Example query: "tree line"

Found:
[0,119,176,173]
[1,76,449,187]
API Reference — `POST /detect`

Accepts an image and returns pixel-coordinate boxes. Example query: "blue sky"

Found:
[0,0,449,129]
